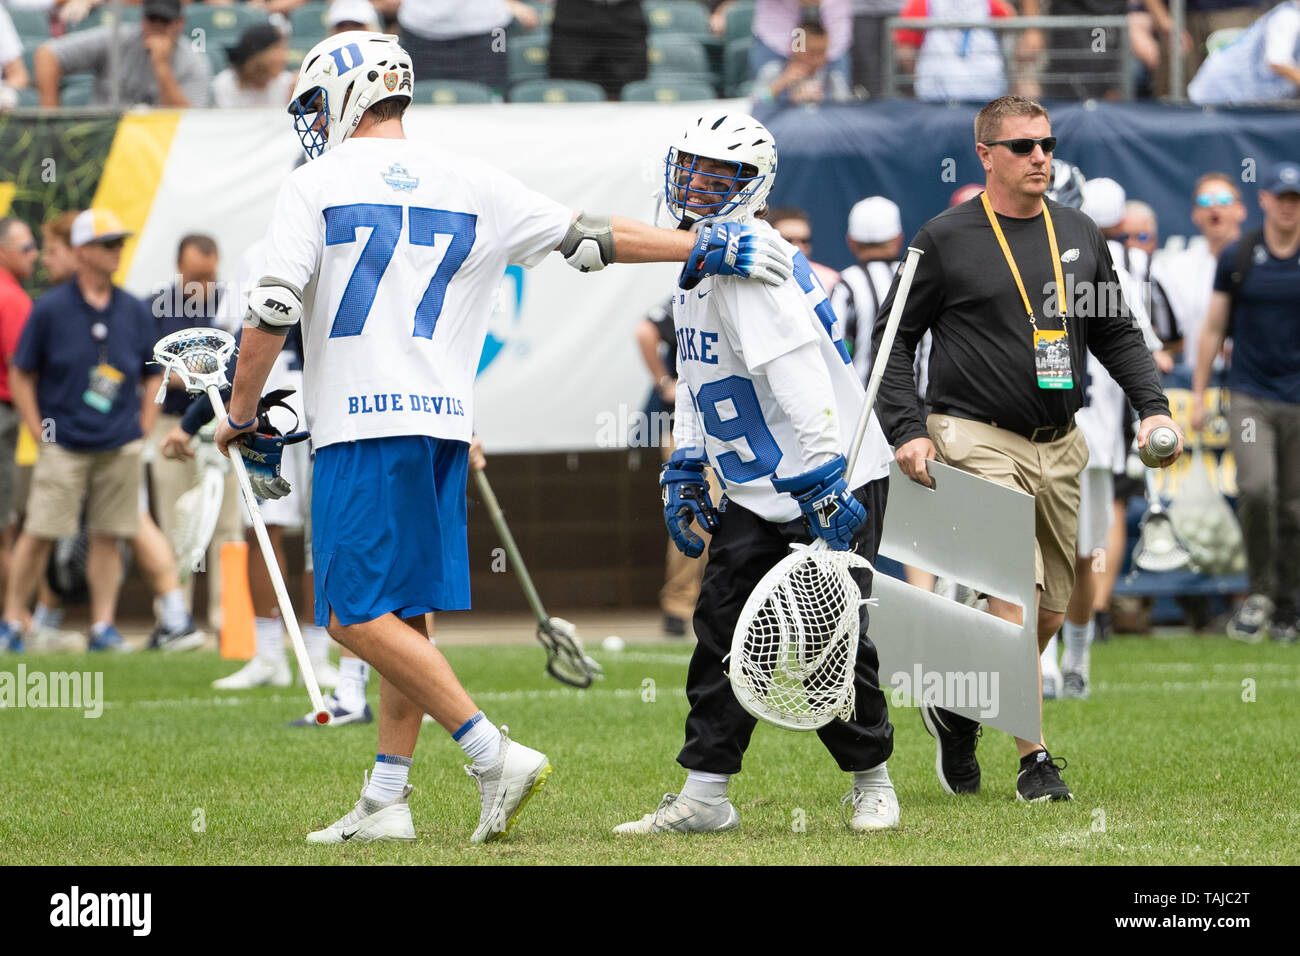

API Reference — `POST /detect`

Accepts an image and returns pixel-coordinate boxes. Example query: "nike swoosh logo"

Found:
[340,828,359,841]
[697,290,709,298]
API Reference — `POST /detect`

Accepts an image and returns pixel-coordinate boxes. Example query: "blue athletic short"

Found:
[312,435,470,627]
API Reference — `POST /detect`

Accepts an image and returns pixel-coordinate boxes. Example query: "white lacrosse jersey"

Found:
[671,224,893,524]
[259,137,572,449]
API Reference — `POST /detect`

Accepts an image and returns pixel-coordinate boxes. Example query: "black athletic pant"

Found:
[678,477,895,775]
[547,0,648,100]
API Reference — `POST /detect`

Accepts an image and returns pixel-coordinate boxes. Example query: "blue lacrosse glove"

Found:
[679,221,794,290]
[771,455,866,551]
[237,388,309,501]
[660,448,720,558]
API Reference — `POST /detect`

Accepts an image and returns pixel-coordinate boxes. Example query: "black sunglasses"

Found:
[1116,232,1151,244]
[982,136,1057,155]
[96,238,126,250]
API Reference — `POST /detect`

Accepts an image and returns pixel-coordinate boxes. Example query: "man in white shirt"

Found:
[213,32,793,846]
[1189,0,1300,105]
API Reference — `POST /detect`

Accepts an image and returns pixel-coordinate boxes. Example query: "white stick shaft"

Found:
[846,245,924,476]
[206,385,329,723]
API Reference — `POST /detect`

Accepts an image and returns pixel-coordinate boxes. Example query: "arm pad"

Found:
[245,276,303,335]
[560,212,616,273]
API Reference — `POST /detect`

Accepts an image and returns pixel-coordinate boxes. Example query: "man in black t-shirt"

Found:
[873,95,1182,803]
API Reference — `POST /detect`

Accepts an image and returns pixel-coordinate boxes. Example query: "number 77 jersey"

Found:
[259,137,573,450]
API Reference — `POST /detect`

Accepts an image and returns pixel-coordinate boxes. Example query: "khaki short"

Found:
[928,414,1090,614]
[24,439,145,540]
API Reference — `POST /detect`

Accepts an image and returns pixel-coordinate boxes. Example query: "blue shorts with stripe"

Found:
[311,435,470,627]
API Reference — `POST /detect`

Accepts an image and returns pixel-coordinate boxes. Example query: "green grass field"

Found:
[2,634,1297,865]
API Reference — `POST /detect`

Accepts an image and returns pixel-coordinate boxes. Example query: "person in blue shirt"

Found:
[1192,161,1300,644]
[1,209,161,653]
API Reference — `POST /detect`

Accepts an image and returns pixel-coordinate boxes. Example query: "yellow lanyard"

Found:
[980,191,1067,327]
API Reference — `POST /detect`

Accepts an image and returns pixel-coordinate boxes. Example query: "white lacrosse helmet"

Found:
[288,31,413,160]
[664,110,777,227]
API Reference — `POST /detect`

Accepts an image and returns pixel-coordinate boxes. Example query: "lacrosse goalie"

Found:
[615,111,901,835]
[211,33,795,845]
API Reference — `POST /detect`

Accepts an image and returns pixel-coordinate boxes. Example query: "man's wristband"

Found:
[228,413,256,431]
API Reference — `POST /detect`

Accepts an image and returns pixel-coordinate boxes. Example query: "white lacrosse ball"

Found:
[602,635,625,653]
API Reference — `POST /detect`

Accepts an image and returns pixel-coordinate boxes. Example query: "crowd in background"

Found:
[0,0,1296,107]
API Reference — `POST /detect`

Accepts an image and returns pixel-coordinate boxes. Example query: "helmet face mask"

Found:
[287,31,413,160]
[1046,158,1086,209]
[663,111,777,227]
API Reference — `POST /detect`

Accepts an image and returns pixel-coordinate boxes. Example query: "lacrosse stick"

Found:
[170,421,229,584]
[729,246,924,731]
[472,468,602,689]
[1132,463,1192,572]
[153,328,331,726]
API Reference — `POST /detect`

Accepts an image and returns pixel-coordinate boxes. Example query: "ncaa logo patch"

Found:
[384,71,399,92]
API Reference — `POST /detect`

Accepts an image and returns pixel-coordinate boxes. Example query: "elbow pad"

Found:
[560,212,615,273]
[245,276,303,335]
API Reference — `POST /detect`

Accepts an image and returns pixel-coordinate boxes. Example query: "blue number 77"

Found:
[323,203,477,339]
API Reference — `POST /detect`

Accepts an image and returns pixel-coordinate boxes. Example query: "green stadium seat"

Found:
[647,37,710,81]
[621,78,717,102]
[507,1,554,37]
[509,79,605,103]
[183,5,269,36]
[61,74,94,107]
[724,0,756,45]
[10,8,52,42]
[723,36,750,97]
[290,2,332,36]
[422,80,497,105]
[507,34,550,84]
[644,1,711,40]
[76,5,141,31]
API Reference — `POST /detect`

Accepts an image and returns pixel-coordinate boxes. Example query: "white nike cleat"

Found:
[300,658,340,691]
[465,726,552,844]
[842,783,901,831]
[613,793,740,835]
[212,655,290,690]
[306,779,416,844]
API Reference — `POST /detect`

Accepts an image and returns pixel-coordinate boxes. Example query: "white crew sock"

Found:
[32,604,64,630]
[363,754,412,806]
[303,624,331,663]
[159,588,189,632]
[1060,618,1094,676]
[335,657,370,711]
[1041,634,1061,675]
[853,761,892,790]
[255,616,284,661]
[453,712,501,764]
[681,771,730,802]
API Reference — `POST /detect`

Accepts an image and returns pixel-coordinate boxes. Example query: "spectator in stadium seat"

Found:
[0,217,38,589]
[0,4,30,109]
[34,0,211,107]
[1185,0,1268,78]
[1191,161,1300,645]
[212,22,294,108]
[893,0,1014,103]
[753,16,854,102]
[548,0,647,101]
[326,0,381,34]
[750,0,852,90]
[767,206,840,293]
[396,0,515,94]
[1188,0,1300,104]
[1,209,163,654]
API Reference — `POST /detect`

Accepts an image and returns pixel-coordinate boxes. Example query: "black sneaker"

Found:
[921,705,981,794]
[1016,750,1072,802]
[1227,594,1273,643]
[1093,608,1113,643]
[149,616,206,653]
[1271,616,1298,646]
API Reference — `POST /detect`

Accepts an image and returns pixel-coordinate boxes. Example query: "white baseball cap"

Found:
[1081,178,1127,230]
[847,196,901,244]
[326,0,380,30]
[70,208,132,248]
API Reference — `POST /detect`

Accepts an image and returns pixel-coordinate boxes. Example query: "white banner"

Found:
[125,102,740,452]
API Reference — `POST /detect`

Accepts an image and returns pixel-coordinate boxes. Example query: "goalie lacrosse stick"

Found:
[471,468,602,689]
[1132,464,1192,573]
[153,328,332,726]
[729,246,924,731]
[170,422,228,584]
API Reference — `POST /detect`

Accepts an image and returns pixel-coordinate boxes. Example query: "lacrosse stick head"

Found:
[153,327,236,398]
[729,544,871,731]
[1133,511,1192,572]
[538,616,603,689]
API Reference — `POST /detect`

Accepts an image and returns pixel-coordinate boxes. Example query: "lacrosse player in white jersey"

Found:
[614,111,901,836]
[212,33,793,845]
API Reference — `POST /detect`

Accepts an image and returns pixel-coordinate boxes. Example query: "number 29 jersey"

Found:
[672,226,893,524]
[259,137,572,449]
